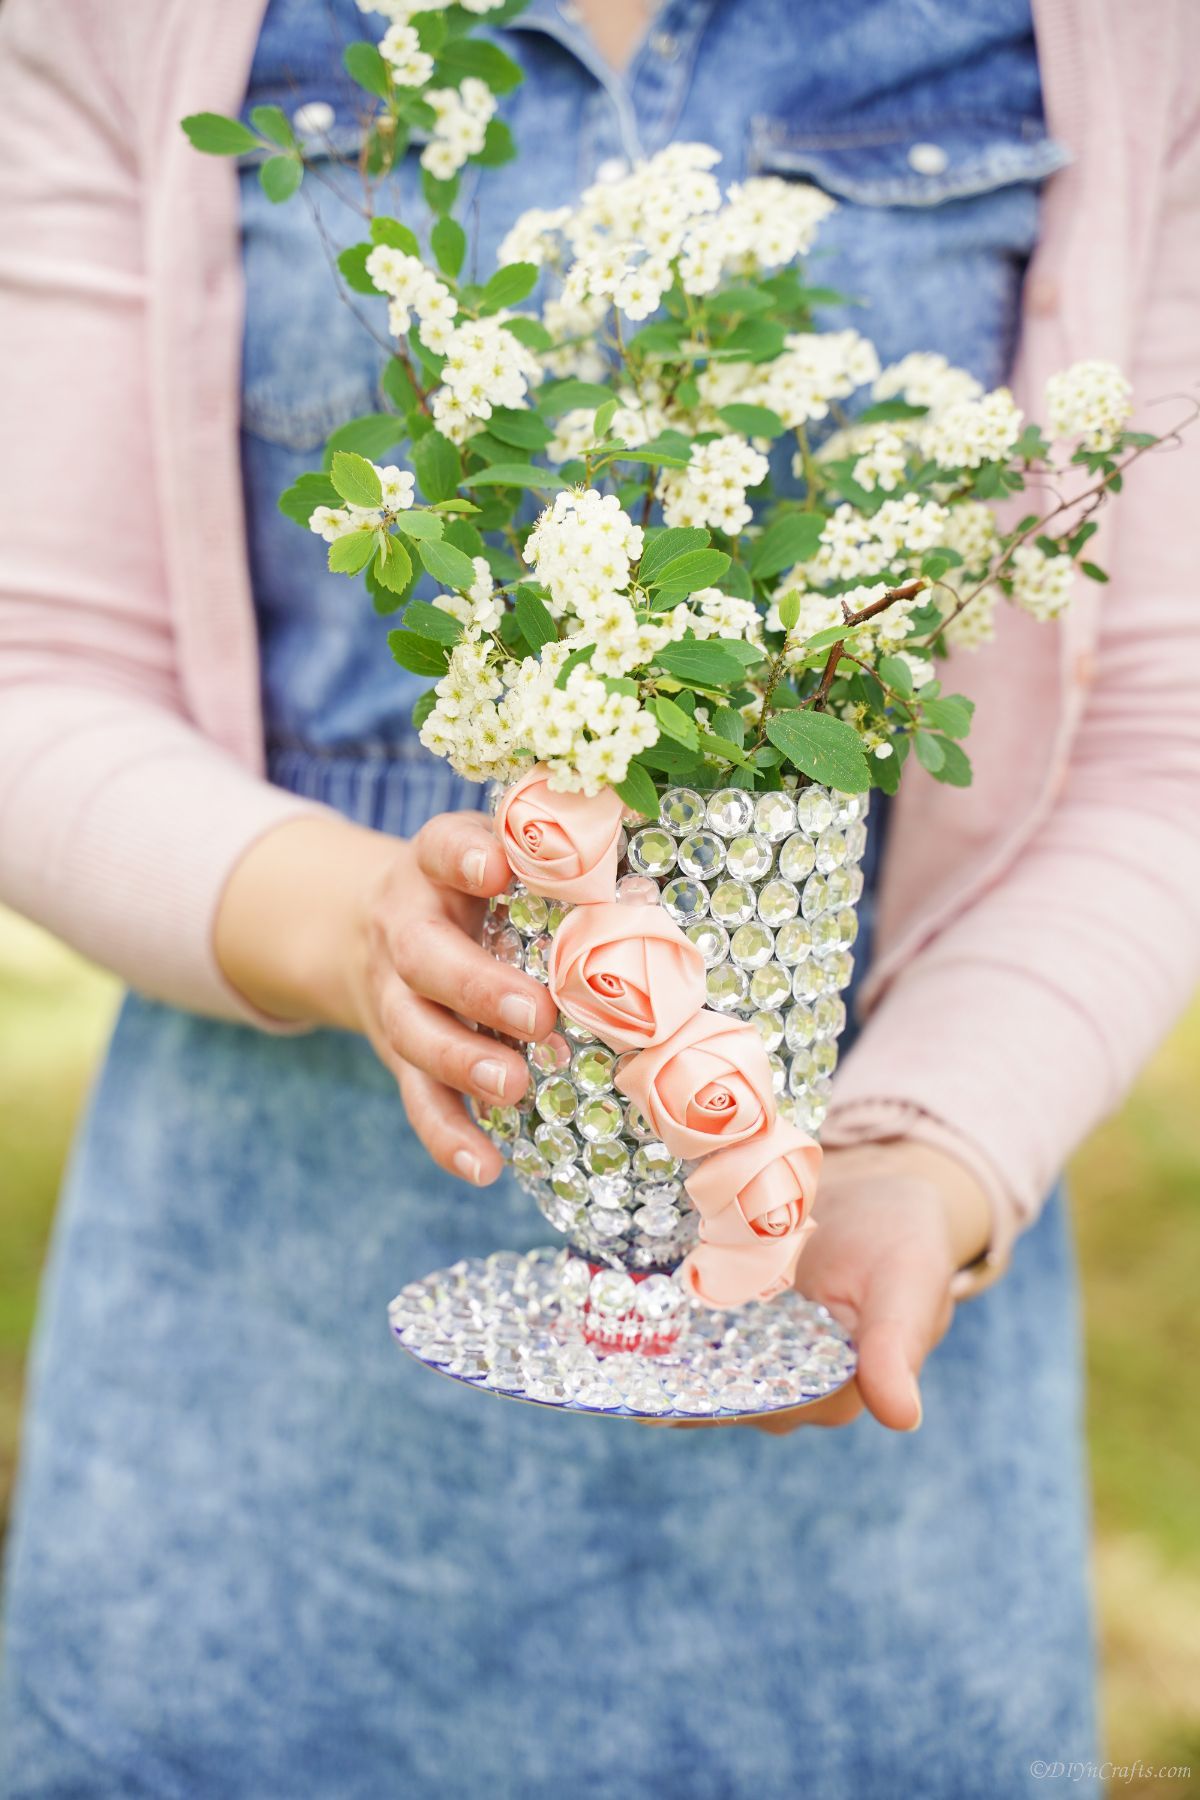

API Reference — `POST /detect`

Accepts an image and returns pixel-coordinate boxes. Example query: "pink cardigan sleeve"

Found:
[825,81,1200,1227]
[0,0,325,1023]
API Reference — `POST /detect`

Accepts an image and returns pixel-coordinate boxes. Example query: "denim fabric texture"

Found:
[2,3,1099,1795]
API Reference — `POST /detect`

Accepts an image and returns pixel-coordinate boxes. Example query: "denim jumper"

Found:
[2,4,1100,1795]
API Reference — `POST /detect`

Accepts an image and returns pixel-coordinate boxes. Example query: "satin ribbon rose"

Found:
[614,1009,776,1161]
[546,900,706,1053]
[680,1120,822,1309]
[494,766,626,903]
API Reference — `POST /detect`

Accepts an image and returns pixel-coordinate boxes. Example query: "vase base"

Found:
[388,1247,857,1421]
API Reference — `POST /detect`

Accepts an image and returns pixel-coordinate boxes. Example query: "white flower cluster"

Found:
[430,317,543,441]
[358,0,505,21]
[378,23,434,86]
[522,489,644,615]
[658,435,770,534]
[805,494,949,584]
[497,206,573,270]
[931,500,1001,649]
[433,557,502,639]
[366,245,458,349]
[701,329,879,432]
[1045,359,1132,453]
[852,429,907,493]
[308,464,415,540]
[422,79,496,180]
[924,388,1024,470]
[1009,543,1075,621]
[872,351,982,413]
[417,642,515,785]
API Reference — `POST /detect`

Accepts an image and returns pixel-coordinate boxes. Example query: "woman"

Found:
[1,0,1197,1793]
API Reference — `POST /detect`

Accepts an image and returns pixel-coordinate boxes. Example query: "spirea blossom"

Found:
[421,79,496,179]
[522,489,644,614]
[358,0,505,22]
[378,23,434,86]
[1009,544,1075,620]
[658,435,770,535]
[429,317,543,440]
[366,246,458,349]
[924,387,1024,470]
[307,463,414,540]
[1045,359,1132,452]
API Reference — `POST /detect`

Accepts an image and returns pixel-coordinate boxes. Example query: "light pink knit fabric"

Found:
[1,0,1198,1241]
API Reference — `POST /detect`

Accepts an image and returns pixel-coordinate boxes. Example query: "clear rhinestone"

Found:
[774,919,813,965]
[616,872,660,906]
[784,1004,816,1050]
[709,879,756,926]
[724,833,772,880]
[795,788,835,835]
[778,834,816,883]
[633,1274,683,1319]
[752,1007,785,1052]
[730,921,775,969]
[627,827,678,877]
[571,1045,616,1093]
[535,1076,577,1124]
[624,1103,657,1141]
[758,878,800,926]
[632,1141,680,1182]
[814,995,847,1037]
[845,818,868,862]
[685,918,730,968]
[633,1199,681,1238]
[523,934,552,981]
[660,876,709,924]
[749,961,791,1010]
[561,1015,598,1045]
[801,874,829,921]
[791,961,823,1003]
[754,791,797,841]
[821,949,855,990]
[513,1139,550,1181]
[811,1039,838,1078]
[786,1049,815,1095]
[706,788,755,837]
[508,891,549,936]
[582,1127,627,1173]
[659,787,706,832]
[589,1270,635,1314]
[550,1162,588,1204]
[558,1258,592,1305]
[533,1121,577,1165]
[476,1104,520,1142]
[815,828,848,874]
[676,830,726,879]
[707,962,749,1011]
[488,924,524,967]
[823,868,854,909]
[529,1033,570,1075]
[588,1204,629,1239]
[587,1172,631,1206]
[577,1095,624,1141]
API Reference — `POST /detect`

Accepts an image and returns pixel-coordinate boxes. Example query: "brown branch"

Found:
[807,578,927,712]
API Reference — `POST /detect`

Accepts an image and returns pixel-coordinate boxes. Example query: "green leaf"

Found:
[343,40,392,100]
[421,168,460,215]
[711,706,746,748]
[750,513,825,579]
[871,746,903,795]
[929,737,973,786]
[412,431,461,503]
[418,537,478,590]
[613,761,660,819]
[278,471,340,528]
[920,694,974,739]
[716,403,786,439]
[431,216,466,278]
[764,711,871,794]
[473,118,516,167]
[330,450,383,509]
[436,37,525,93]
[913,730,946,774]
[778,590,802,632]
[514,586,558,653]
[180,113,259,156]
[382,357,421,419]
[696,728,750,765]
[878,654,914,699]
[593,397,618,440]
[486,407,553,451]
[461,463,555,490]
[403,599,463,644]
[709,638,766,669]
[249,104,295,149]
[502,315,555,352]
[411,687,438,729]
[1080,561,1109,583]
[554,643,596,688]
[328,529,378,575]
[539,379,613,416]
[480,262,539,313]
[920,549,961,581]
[855,399,928,425]
[388,630,451,677]
[649,549,731,594]
[655,640,747,688]
[323,413,405,466]
[371,215,421,256]
[652,695,699,751]
[372,532,413,596]
[638,527,709,585]
[713,318,786,363]
[337,244,380,296]
[393,510,445,542]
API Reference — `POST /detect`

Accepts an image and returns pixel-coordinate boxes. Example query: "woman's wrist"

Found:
[818,1140,993,1274]
[214,813,399,1031]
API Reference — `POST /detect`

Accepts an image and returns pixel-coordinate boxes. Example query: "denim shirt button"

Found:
[650,30,680,58]
[595,155,630,183]
[293,100,335,136]
[907,141,949,176]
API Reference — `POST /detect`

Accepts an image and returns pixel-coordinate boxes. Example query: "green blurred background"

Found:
[2,907,1197,1793]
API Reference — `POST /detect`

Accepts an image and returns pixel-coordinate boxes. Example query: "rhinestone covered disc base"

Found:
[388,1247,857,1421]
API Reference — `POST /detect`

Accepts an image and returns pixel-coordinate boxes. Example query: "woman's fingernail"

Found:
[499,993,537,1035]
[453,1149,483,1184]
[904,1378,923,1432]
[461,847,488,889]
[471,1057,507,1098]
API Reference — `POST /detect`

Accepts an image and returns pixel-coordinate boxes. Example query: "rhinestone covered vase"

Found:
[475,782,869,1277]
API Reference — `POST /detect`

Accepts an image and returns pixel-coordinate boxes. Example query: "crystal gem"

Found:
[627,827,677,877]
[685,918,730,968]
[709,879,756,927]
[616,873,660,906]
[633,1141,680,1182]
[707,962,749,1011]
[633,1199,681,1238]
[749,961,791,1010]
[659,787,706,832]
[706,788,756,837]
[778,834,817,883]
[754,791,797,841]
[508,891,549,936]
[578,1095,624,1141]
[758,878,800,926]
[774,919,813,965]
[535,1077,577,1124]
[529,1033,570,1075]
[676,830,725,879]
[795,788,835,835]
[730,921,775,969]
[571,1045,616,1093]
[660,876,709,924]
[588,1204,629,1238]
[725,833,772,880]
[815,828,848,874]
[590,1269,636,1314]
[533,1121,577,1165]
[752,1008,785,1053]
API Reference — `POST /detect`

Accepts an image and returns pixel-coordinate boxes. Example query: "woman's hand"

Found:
[215,811,556,1183]
[649,1140,994,1436]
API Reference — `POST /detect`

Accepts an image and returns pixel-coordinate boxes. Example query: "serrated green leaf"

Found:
[372,532,413,595]
[486,407,553,451]
[278,471,340,528]
[461,463,555,490]
[258,153,302,203]
[431,215,466,278]
[778,590,802,632]
[652,695,699,751]
[614,761,659,819]
[878,654,914,699]
[330,450,383,509]
[403,599,463,644]
[655,640,746,688]
[696,728,750,765]
[554,643,596,688]
[638,527,709,584]
[343,40,391,99]
[716,403,785,439]
[249,105,296,149]
[473,118,516,167]
[539,379,613,416]
[480,262,539,313]
[764,710,871,794]
[920,694,974,739]
[913,730,946,774]
[412,431,461,503]
[371,215,421,256]
[421,168,459,214]
[512,585,556,652]
[436,36,524,93]
[418,537,478,590]
[323,413,405,467]
[750,513,825,579]
[649,548,731,594]
[328,530,378,575]
[337,243,380,296]
[432,497,480,514]
[711,706,746,748]
[180,113,259,156]
[392,510,445,542]
[929,737,973,786]
[388,629,451,677]
[502,315,555,352]
[381,357,421,418]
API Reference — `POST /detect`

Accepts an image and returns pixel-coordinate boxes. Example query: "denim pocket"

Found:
[747,115,1069,207]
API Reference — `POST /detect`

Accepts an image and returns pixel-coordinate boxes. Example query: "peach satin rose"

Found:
[494,766,626,903]
[680,1120,822,1308]
[546,901,706,1053]
[614,1009,776,1161]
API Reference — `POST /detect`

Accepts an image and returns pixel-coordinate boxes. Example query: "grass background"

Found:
[2,909,1197,1794]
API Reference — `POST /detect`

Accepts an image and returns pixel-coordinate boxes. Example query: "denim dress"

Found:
[2,4,1100,1795]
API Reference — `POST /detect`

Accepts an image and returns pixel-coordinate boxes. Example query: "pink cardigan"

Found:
[2,0,1199,1253]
